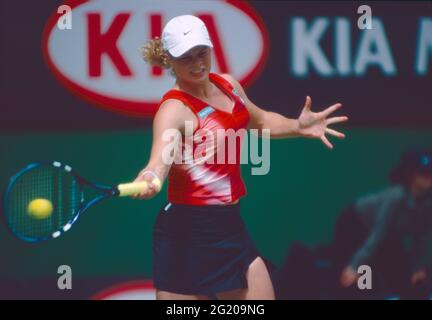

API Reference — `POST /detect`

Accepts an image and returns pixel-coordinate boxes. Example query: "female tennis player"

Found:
[134,15,348,300]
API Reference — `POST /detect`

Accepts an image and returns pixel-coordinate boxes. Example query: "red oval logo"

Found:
[90,280,156,300]
[42,0,269,117]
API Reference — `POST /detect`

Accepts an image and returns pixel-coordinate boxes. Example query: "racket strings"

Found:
[7,166,82,240]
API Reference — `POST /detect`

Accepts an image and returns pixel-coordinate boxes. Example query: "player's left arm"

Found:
[221,74,348,149]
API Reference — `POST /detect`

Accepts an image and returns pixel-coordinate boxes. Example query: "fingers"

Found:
[325,128,345,139]
[326,116,349,125]
[136,181,160,199]
[129,177,161,200]
[129,170,162,200]
[151,178,162,192]
[304,96,312,110]
[321,135,333,149]
[132,187,157,199]
[321,103,342,117]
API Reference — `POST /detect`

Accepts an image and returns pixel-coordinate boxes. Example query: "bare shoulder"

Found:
[219,73,240,88]
[157,98,196,116]
[157,98,186,113]
[155,98,195,129]
[219,73,249,100]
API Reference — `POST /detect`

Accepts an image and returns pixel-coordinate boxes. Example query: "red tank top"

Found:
[158,73,250,205]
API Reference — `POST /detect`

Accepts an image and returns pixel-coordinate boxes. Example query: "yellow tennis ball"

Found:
[27,199,53,219]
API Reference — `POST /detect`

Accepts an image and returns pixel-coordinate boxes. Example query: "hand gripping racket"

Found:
[2,161,160,242]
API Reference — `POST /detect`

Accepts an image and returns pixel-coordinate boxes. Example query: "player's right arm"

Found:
[131,99,197,199]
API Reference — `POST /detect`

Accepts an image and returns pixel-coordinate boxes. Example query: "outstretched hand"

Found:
[297,96,348,149]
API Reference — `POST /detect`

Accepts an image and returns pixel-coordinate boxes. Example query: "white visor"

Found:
[162,15,214,58]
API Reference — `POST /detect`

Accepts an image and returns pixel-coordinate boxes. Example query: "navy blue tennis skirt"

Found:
[152,201,260,296]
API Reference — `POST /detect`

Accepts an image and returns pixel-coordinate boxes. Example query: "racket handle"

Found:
[117,179,161,197]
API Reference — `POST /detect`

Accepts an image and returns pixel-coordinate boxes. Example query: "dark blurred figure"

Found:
[332,149,432,299]
[275,149,432,300]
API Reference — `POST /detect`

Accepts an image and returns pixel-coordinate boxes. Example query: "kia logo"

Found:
[42,0,269,117]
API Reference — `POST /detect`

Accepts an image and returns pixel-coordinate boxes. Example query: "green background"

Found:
[1,128,431,279]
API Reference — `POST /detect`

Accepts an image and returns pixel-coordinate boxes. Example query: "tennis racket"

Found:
[2,161,160,243]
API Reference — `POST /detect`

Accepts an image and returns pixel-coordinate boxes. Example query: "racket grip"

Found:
[117,179,161,197]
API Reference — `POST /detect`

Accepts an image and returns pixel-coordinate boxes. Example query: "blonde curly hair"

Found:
[139,37,171,69]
